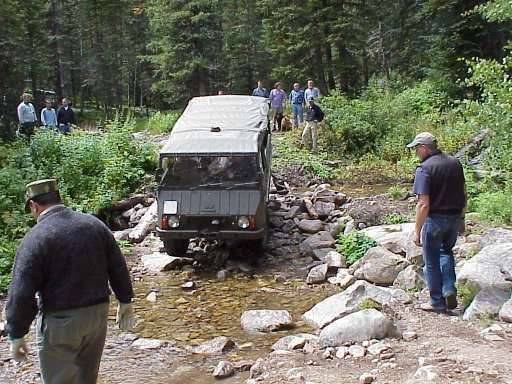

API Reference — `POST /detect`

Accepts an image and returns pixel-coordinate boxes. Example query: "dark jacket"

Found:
[57,106,75,125]
[305,104,324,122]
[5,206,133,338]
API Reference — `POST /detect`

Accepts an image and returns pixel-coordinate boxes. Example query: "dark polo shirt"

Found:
[413,150,465,215]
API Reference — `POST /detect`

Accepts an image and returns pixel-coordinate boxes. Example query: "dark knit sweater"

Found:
[5,206,133,338]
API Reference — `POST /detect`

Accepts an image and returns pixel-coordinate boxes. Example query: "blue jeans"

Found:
[421,214,460,309]
[292,104,303,127]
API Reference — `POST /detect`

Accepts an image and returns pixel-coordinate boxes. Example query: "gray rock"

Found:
[393,265,426,291]
[306,263,329,284]
[193,336,235,355]
[300,231,336,257]
[479,228,512,248]
[285,205,302,219]
[249,358,264,379]
[359,372,375,384]
[457,243,512,291]
[319,309,399,347]
[314,201,335,219]
[132,338,164,350]
[408,365,440,383]
[402,331,418,341]
[241,310,294,332]
[367,341,390,355]
[354,246,409,286]
[312,248,336,262]
[322,347,335,359]
[302,280,410,329]
[327,268,356,289]
[141,252,192,272]
[335,346,349,358]
[454,242,481,259]
[348,344,366,358]
[146,291,157,302]
[113,228,132,241]
[298,219,325,234]
[213,361,235,378]
[271,334,317,351]
[499,298,512,322]
[343,220,356,235]
[463,288,510,320]
[329,221,344,238]
[216,269,229,281]
[325,250,346,269]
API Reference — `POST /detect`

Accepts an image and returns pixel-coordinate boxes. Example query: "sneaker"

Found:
[417,302,446,314]
[445,293,458,310]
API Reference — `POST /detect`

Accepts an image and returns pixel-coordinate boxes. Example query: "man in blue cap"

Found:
[5,179,135,383]
[408,132,466,314]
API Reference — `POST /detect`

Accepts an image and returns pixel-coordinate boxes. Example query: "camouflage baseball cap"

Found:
[25,179,58,212]
[406,132,437,148]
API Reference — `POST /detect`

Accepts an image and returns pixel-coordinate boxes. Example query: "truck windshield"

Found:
[160,155,261,187]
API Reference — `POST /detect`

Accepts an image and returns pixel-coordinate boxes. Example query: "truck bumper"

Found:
[156,227,265,240]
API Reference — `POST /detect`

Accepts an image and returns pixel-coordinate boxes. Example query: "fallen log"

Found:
[128,201,158,243]
[108,195,147,212]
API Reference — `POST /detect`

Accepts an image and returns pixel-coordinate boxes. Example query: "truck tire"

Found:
[163,239,189,256]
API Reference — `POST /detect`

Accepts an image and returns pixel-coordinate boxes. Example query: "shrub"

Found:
[474,184,512,225]
[358,298,382,311]
[383,213,407,224]
[0,116,157,292]
[335,232,377,266]
[388,185,405,199]
[456,283,479,309]
[147,111,179,134]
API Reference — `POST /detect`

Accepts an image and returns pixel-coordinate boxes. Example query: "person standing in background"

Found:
[251,80,268,98]
[269,82,286,131]
[304,79,321,101]
[288,82,305,129]
[17,93,38,138]
[57,97,75,134]
[40,100,58,130]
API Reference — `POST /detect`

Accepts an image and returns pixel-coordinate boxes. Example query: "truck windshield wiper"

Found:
[190,182,225,190]
[226,181,260,190]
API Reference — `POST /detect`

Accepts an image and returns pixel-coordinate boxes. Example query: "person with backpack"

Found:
[301,96,324,151]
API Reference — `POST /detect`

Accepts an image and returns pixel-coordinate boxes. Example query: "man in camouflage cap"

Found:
[5,179,135,383]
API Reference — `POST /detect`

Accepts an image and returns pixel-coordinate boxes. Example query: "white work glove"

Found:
[116,302,135,331]
[9,337,28,363]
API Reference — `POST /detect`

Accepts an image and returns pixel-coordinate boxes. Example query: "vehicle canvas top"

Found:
[160,95,269,156]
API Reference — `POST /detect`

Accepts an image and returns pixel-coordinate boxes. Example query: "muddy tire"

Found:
[163,239,189,256]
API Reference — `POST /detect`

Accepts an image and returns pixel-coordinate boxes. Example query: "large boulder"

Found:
[354,246,409,286]
[193,336,235,355]
[457,243,512,291]
[302,280,410,329]
[271,334,318,351]
[478,228,512,248]
[319,309,399,347]
[314,201,335,219]
[325,250,346,269]
[361,223,423,265]
[306,264,329,284]
[462,288,510,321]
[393,265,426,291]
[241,310,293,332]
[499,298,512,322]
[141,252,191,272]
[299,231,336,257]
[298,219,324,234]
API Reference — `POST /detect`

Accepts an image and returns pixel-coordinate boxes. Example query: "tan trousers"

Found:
[36,302,109,384]
[301,120,318,150]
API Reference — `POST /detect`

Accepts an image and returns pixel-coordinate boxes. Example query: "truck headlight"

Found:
[169,215,180,228]
[238,216,250,229]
